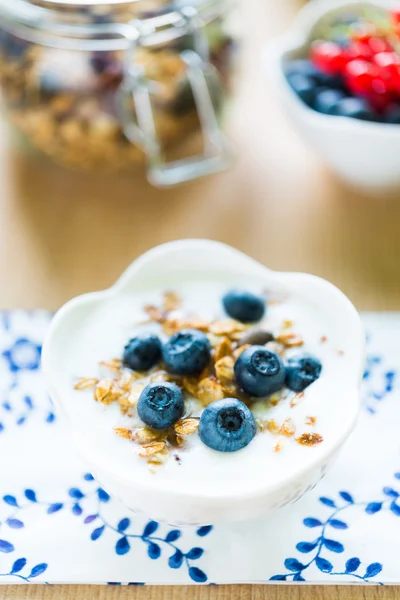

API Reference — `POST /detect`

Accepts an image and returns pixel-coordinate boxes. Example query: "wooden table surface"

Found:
[2,0,400,598]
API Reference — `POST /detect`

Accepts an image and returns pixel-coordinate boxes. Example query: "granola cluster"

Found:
[74,290,324,465]
[0,7,234,172]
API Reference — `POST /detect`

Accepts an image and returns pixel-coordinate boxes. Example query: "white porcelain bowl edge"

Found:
[42,240,365,524]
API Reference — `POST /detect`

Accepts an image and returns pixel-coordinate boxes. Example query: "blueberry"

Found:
[137,382,184,430]
[285,355,322,392]
[162,329,211,375]
[385,105,400,124]
[198,398,256,452]
[286,73,316,106]
[234,346,285,397]
[313,88,346,114]
[330,97,377,121]
[222,290,266,323]
[123,333,161,371]
[285,59,343,89]
[285,59,321,80]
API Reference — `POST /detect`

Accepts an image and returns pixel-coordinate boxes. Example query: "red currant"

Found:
[344,59,378,96]
[369,77,392,111]
[310,41,346,75]
[391,10,400,25]
[364,36,392,54]
[346,40,373,61]
[373,52,400,95]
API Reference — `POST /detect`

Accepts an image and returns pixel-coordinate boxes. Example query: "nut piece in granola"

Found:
[114,427,133,440]
[74,377,99,390]
[213,337,233,363]
[280,418,296,438]
[174,418,199,435]
[296,433,324,446]
[236,329,274,348]
[163,290,182,312]
[276,331,304,348]
[215,356,235,385]
[138,441,167,458]
[197,377,224,406]
[94,379,122,404]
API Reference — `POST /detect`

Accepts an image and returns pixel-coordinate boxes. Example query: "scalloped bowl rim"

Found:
[42,240,365,504]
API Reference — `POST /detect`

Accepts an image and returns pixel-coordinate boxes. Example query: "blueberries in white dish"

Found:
[234,346,285,397]
[123,333,161,371]
[138,382,184,430]
[199,398,256,452]
[285,355,322,392]
[222,290,266,323]
[162,329,211,375]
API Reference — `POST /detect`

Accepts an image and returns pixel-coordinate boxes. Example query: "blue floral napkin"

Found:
[0,310,399,585]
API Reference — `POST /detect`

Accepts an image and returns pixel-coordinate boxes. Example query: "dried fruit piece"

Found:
[320,336,328,344]
[94,379,121,404]
[74,377,99,390]
[213,337,233,362]
[174,418,199,435]
[215,356,235,384]
[282,320,294,330]
[274,441,283,452]
[197,376,224,406]
[138,441,167,457]
[163,290,182,312]
[296,433,324,446]
[114,427,133,440]
[306,416,317,426]
[276,331,304,348]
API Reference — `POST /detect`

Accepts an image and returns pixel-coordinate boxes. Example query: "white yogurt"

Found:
[58,279,349,497]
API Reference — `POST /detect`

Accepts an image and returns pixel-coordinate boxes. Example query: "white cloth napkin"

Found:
[0,310,399,585]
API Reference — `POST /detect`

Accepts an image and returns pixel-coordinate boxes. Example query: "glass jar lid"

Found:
[0,0,226,51]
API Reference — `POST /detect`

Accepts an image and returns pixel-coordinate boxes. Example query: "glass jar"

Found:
[0,0,236,186]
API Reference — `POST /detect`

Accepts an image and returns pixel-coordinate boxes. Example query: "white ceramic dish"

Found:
[42,240,365,525]
[269,0,400,193]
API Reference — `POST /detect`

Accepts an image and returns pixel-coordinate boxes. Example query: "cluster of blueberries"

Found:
[285,58,400,123]
[123,290,322,453]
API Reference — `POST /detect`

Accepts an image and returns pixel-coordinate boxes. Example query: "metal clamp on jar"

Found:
[0,0,236,186]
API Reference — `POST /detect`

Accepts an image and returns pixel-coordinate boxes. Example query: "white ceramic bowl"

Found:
[269,0,400,193]
[42,240,365,525]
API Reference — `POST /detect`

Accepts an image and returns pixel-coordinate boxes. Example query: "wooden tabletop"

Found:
[2,0,400,598]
